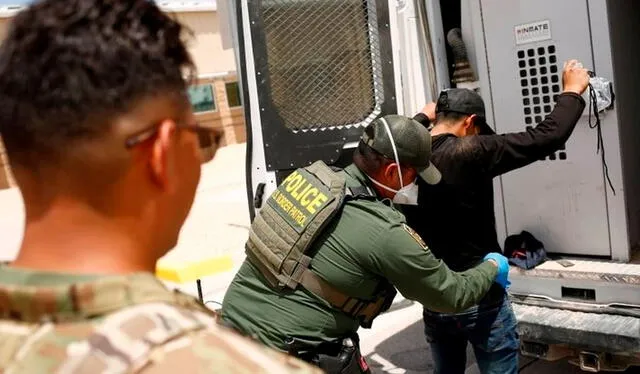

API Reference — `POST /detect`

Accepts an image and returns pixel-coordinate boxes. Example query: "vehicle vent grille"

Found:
[517,44,566,161]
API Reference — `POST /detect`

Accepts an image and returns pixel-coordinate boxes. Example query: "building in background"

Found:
[0,0,244,188]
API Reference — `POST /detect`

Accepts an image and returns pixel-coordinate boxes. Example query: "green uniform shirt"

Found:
[0,267,321,373]
[221,164,498,351]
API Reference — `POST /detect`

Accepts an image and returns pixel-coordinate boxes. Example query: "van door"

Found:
[232,0,403,220]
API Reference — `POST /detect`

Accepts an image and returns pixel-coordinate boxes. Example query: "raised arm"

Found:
[414,60,591,177]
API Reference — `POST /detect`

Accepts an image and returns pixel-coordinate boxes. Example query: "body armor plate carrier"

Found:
[246,161,396,328]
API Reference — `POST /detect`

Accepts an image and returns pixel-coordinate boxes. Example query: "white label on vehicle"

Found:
[515,20,552,45]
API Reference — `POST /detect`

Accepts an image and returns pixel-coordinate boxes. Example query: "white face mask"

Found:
[368,177,419,205]
[367,118,419,206]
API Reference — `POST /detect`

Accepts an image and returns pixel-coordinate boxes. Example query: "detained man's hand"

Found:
[420,102,437,122]
[562,59,590,95]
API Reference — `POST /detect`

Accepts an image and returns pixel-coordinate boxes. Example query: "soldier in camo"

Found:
[0,1,320,373]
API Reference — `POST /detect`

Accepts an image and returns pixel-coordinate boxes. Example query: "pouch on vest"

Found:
[246,160,395,327]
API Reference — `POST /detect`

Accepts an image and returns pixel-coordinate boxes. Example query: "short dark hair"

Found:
[353,140,391,175]
[0,0,196,168]
[435,111,470,125]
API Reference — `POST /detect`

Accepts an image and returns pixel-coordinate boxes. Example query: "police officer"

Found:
[0,1,320,373]
[221,114,511,373]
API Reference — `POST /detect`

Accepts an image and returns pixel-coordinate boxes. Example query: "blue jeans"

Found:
[423,295,519,374]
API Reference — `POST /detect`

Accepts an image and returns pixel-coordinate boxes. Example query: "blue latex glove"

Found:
[484,252,511,289]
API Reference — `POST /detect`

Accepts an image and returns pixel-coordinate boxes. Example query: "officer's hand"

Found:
[420,102,437,122]
[562,59,590,95]
[483,252,511,289]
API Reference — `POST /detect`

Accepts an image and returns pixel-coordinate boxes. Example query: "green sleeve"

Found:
[368,222,498,313]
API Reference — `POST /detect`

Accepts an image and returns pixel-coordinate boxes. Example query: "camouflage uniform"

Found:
[0,267,322,374]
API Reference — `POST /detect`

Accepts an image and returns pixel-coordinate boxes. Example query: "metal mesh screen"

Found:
[517,44,566,161]
[258,0,384,131]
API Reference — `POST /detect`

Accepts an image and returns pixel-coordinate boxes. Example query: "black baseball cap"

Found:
[360,114,441,185]
[435,88,495,135]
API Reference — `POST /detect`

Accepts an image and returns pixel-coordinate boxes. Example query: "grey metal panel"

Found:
[583,0,630,262]
[423,0,450,96]
[604,0,640,261]
[393,0,448,115]
[509,259,640,305]
[513,303,640,353]
[479,0,610,256]
[460,0,509,245]
[510,275,640,306]
[517,258,640,276]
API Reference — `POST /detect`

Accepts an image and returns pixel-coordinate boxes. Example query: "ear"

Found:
[464,114,477,130]
[383,162,399,181]
[149,120,177,190]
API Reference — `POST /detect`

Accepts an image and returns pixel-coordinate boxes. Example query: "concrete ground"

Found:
[1,142,639,373]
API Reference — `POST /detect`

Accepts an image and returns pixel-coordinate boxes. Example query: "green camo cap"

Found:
[361,114,441,185]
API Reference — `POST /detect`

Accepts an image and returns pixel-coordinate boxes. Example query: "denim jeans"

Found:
[423,294,519,374]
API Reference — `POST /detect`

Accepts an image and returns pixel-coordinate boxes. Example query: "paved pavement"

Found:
[2,142,639,373]
[156,142,250,282]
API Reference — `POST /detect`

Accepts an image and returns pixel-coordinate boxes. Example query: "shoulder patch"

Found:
[402,224,428,249]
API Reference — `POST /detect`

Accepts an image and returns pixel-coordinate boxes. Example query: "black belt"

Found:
[285,335,371,374]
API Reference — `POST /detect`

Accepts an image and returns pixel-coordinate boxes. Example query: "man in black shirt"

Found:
[402,59,590,374]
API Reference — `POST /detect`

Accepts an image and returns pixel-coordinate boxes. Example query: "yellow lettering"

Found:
[270,185,313,227]
[283,171,298,183]
[282,200,291,213]
[285,174,303,193]
[289,207,307,227]
[291,179,310,200]
[289,206,298,218]
[285,199,293,213]
[300,188,318,207]
[307,193,328,214]
[275,191,293,213]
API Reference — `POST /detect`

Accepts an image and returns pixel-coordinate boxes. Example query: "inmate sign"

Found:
[266,169,333,233]
[515,20,551,45]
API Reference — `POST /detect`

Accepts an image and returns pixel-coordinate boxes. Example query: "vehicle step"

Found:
[509,259,640,306]
[513,303,640,353]
[510,259,640,284]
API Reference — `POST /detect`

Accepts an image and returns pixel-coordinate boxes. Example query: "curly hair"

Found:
[0,0,196,168]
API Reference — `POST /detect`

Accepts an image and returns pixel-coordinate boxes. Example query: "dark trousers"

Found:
[423,295,519,374]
